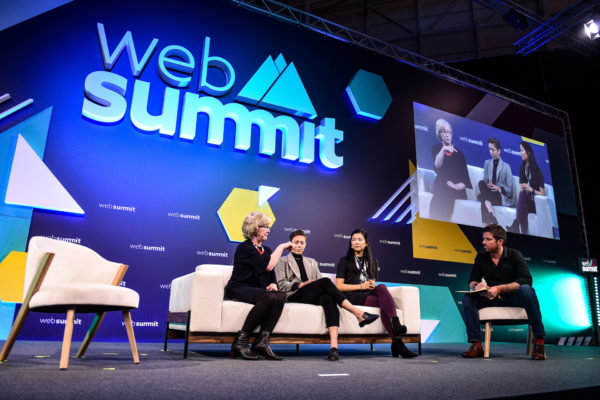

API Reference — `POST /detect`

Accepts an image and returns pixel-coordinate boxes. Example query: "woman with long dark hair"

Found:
[335,229,417,358]
[506,142,545,234]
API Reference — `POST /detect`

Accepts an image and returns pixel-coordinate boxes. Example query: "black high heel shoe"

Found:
[392,316,407,336]
[359,312,379,327]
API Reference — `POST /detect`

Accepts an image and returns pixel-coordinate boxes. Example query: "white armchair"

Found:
[0,237,140,369]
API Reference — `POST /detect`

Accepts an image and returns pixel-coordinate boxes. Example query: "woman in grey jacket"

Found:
[276,230,378,361]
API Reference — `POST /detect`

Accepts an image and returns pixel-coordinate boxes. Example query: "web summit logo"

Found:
[82,23,343,169]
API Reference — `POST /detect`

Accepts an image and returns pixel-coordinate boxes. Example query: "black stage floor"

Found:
[1,340,599,399]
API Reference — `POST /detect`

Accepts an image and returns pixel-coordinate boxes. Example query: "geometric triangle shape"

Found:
[411,216,476,264]
[235,55,280,106]
[259,62,317,120]
[274,54,287,73]
[420,319,440,343]
[258,185,280,207]
[1,107,53,218]
[5,134,84,214]
[0,251,28,303]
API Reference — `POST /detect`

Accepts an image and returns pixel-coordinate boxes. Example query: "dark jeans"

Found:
[462,284,545,343]
[288,278,347,327]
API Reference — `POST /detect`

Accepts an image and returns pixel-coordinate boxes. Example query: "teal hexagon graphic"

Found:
[345,70,392,120]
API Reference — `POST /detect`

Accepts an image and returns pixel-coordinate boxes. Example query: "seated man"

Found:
[461,224,546,360]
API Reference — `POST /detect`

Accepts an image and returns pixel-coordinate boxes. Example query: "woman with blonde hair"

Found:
[225,212,291,360]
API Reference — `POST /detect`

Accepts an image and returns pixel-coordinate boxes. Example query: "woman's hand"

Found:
[266,283,278,291]
[299,279,315,289]
[361,280,376,290]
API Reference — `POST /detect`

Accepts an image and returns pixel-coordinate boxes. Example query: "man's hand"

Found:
[485,286,500,299]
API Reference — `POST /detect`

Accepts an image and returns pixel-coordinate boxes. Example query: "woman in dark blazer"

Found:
[276,230,378,361]
[506,141,545,234]
[336,229,417,358]
[225,211,291,360]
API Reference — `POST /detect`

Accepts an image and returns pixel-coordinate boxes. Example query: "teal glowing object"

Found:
[346,69,392,120]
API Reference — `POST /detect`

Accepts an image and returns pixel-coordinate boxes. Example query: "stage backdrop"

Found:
[0,0,591,344]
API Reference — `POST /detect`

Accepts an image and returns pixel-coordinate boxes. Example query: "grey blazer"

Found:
[275,253,322,297]
[483,157,515,207]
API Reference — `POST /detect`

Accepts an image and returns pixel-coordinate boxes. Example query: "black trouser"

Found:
[288,278,347,327]
[226,285,287,333]
[478,180,502,220]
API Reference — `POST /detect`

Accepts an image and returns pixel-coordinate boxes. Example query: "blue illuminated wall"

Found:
[0,0,590,343]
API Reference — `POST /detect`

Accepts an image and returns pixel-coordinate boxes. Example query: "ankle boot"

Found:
[252,331,283,360]
[231,330,259,360]
[506,220,519,233]
[391,317,407,337]
[391,338,417,358]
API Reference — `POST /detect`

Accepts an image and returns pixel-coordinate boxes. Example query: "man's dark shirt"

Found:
[468,247,532,287]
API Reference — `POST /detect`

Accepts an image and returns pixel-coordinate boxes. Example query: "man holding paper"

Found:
[461,224,546,360]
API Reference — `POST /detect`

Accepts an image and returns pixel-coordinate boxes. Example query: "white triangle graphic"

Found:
[258,185,280,207]
[420,319,440,343]
[5,134,84,214]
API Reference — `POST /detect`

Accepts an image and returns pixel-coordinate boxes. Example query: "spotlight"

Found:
[584,19,599,40]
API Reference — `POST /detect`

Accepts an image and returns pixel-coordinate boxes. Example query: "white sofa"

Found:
[417,166,557,238]
[165,264,422,357]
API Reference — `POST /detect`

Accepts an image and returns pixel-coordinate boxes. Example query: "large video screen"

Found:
[414,102,559,239]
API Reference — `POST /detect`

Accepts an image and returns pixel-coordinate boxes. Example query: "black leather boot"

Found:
[391,338,417,358]
[392,316,407,336]
[231,331,259,360]
[252,331,283,360]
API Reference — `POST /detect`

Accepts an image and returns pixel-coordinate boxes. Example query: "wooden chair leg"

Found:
[60,309,76,369]
[526,325,533,355]
[484,322,492,358]
[122,310,140,364]
[0,304,31,361]
[76,312,106,358]
[418,334,422,355]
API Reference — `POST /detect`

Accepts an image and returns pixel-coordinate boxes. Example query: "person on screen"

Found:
[506,141,545,234]
[477,138,515,225]
[276,230,379,361]
[430,118,472,221]
[336,229,417,358]
[225,211,292,360]
[461,224,546,360]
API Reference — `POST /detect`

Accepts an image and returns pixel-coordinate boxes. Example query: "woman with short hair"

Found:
[336,229,417,358]
[276,230,379,361]
[225,211,291,360]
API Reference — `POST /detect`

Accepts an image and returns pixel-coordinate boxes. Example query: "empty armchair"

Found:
[0,236,140,369]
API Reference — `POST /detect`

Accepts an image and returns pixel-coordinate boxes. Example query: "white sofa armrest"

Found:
[169,272,195,313]
[387,285,420,334]
[170,270,225,332]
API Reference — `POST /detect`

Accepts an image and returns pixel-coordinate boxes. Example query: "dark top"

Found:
[519,162,544,192]
[432,143,472,190]
[291,253,309,291]
[226,239,275,290]
[336,256,379,305]
[468,247,533,288]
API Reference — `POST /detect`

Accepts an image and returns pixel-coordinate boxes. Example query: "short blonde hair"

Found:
[435,118,452,142]
[242,211,272,240]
